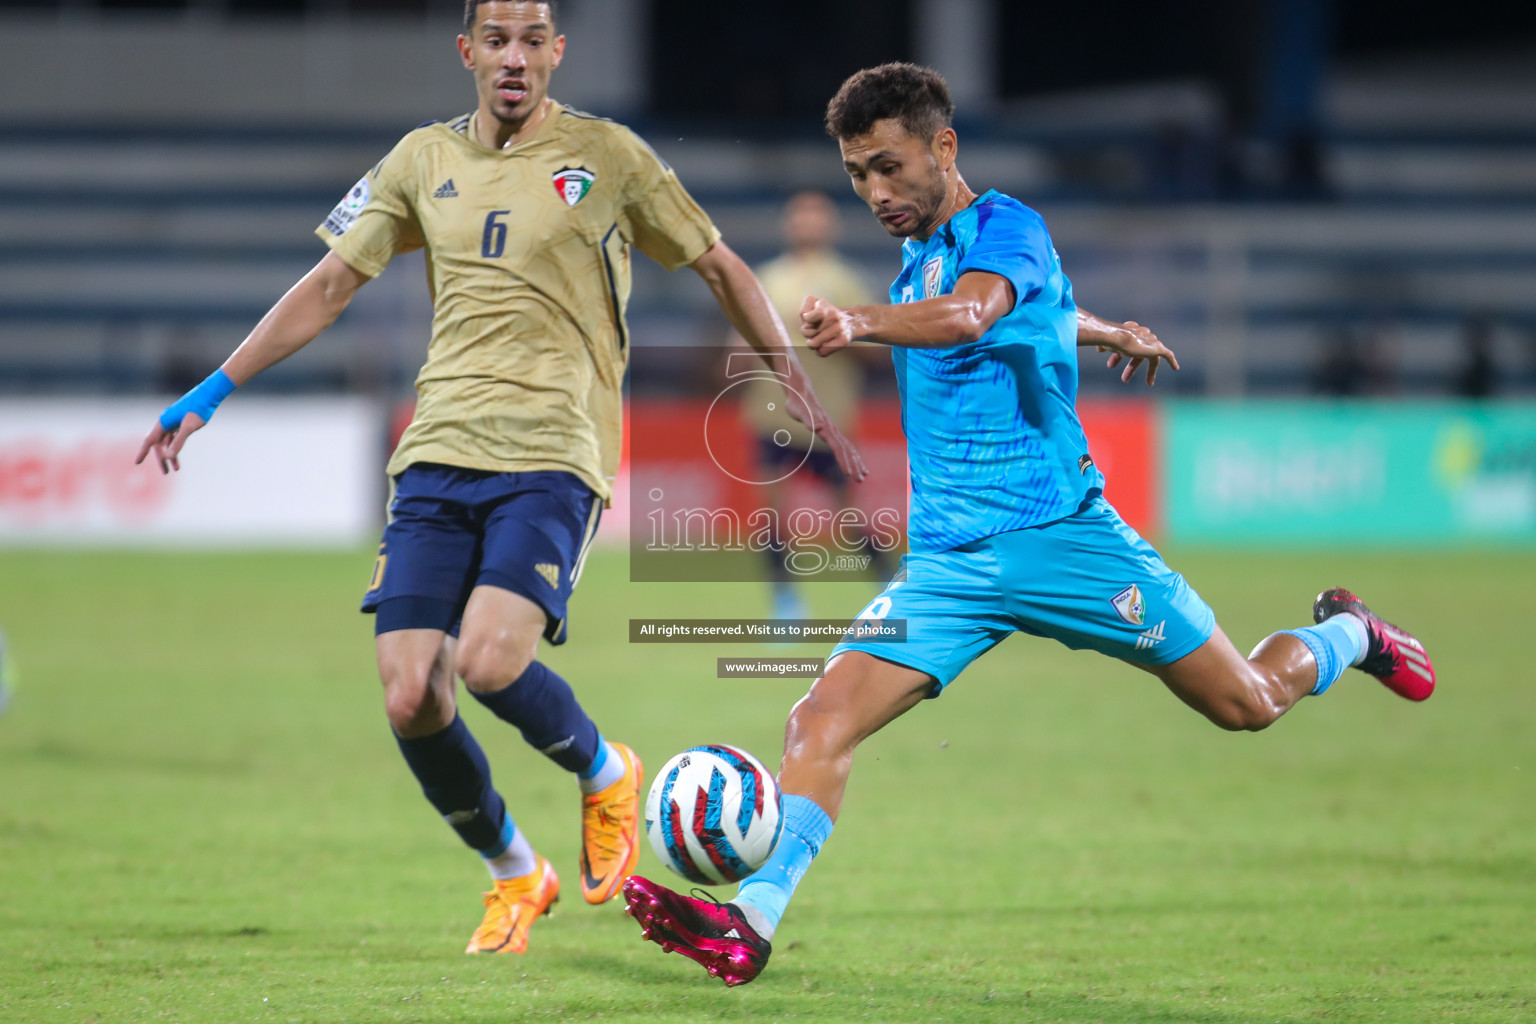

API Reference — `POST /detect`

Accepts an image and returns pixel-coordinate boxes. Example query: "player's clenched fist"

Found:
[800,295,856,356]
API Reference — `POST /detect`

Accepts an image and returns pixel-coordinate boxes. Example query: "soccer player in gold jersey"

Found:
[737,191,890,618]
[136,0,864,956]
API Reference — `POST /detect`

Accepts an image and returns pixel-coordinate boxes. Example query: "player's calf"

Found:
[453,585,640,900]
[1153,627,1319,732]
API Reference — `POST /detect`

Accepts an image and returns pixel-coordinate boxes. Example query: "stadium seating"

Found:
[3,69,1535,396]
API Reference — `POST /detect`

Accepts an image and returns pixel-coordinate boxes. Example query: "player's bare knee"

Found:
[786,675,868,756]
[454,643,534,694]
[375,631,453,727]
[1205,690,1281,732]
[1186,659,1285,732]
[1204,703,1255,732]
[383,680,452,736]
[786,688,842,752]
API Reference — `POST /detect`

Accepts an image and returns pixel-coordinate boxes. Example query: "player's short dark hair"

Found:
[825,62,954,143]
[463,0,558,36]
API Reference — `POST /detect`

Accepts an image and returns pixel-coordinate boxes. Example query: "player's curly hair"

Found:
[463,0,559,35]
[825,63,954,143]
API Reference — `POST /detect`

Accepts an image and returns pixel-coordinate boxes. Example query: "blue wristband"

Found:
[158,369,237,431]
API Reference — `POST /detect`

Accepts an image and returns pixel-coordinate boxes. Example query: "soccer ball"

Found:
[645,744,783,885]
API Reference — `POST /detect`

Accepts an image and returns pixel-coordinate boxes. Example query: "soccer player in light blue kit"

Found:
[623,63,1438,986]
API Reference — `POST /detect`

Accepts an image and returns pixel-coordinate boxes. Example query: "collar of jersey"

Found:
[901,189,1000,260]
[462,101,566,154]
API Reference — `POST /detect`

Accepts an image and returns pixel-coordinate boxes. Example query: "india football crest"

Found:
[552,167,595,207]
[1110,584,1145,626]
[922,256,943,299]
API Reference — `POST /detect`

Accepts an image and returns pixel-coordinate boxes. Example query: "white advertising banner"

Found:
[0,398,383,547]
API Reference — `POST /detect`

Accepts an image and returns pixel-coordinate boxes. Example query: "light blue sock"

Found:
[480,814,537,880]
[732,795,833,939]
[578,735,624,794]
[1280,613,1366,695]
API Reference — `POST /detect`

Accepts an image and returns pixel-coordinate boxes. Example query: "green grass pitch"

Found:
[1,547,1533,1023]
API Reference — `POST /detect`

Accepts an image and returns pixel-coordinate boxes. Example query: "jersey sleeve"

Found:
[956,202,1050,308]
[314,134,425,278]
[613,128,721,272]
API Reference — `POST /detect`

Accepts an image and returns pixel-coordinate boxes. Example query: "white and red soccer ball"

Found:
[644,744,783,885]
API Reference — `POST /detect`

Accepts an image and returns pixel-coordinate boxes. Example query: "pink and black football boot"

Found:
[622,876,771,987]
[1313,588,1435,701]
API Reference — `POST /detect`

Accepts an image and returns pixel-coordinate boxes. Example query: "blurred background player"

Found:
[737,191,891,619]
[134,0,861,956]
[623,62,1439,987]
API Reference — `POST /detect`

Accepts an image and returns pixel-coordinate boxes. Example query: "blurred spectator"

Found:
[1313,323,1399,396]
[1147,120,1216,201]
[1455,315,1496,398]
[736,191,890,618]
[1313,327,1369,395]
[158,326,206,396]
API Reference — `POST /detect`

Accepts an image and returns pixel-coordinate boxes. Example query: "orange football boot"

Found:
[465,855,559,954]
[579,742,644,903]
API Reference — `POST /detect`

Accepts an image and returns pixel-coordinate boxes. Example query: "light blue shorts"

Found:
[830,497,1214,694]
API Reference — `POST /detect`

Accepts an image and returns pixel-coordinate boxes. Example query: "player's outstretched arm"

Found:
[690,241,868,482]
[135,251,371,473]
[801,270,1014,355]
[1075,307,1180,386]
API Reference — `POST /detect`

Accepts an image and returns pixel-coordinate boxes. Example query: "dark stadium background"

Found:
[3,0,1535,401]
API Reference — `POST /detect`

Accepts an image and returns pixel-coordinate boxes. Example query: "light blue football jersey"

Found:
[889,189,1104,552]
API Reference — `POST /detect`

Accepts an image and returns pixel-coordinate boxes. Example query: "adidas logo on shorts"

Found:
[534,563,559,589]
[1135,620,1166,650]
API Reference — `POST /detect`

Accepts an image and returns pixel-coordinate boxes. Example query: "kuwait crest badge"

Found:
[552,166,595,207]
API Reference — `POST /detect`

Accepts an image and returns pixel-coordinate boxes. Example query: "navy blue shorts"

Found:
[756,437,844,485]
[362,464,602,644]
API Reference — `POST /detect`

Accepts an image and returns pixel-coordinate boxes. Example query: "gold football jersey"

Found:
[317,104,721,500]
[742,251,875,447]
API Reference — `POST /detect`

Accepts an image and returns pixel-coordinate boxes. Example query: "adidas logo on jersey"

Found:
[433,178,459,198]
[534,562,560,589]
[1135,620,1167,650]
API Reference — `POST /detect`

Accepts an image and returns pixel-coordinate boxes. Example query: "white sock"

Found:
[484,828,537,881]
[578,739,626,795]
[732,901,775,940]
[1338,612,1369,666]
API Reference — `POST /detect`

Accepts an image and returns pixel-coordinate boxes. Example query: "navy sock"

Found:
[394,714,508,855]
[470,661,600,774]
